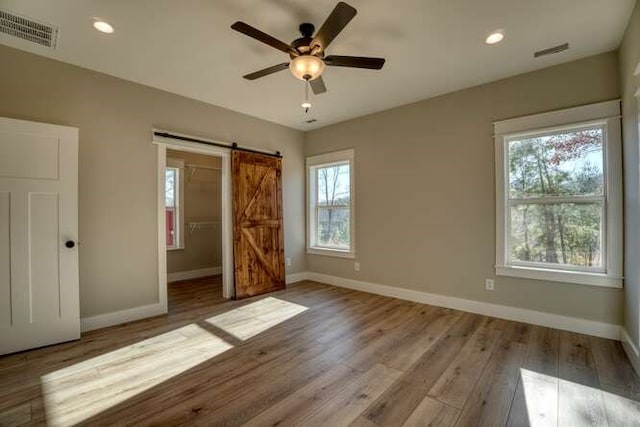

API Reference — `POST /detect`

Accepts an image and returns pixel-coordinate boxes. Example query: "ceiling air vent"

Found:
[534,43,569,58]
[0,9,58,48]
[305,118,317,124]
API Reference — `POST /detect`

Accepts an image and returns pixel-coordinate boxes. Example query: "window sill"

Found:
[166,246,184,251]
[495,265,622,288]
[307,247,355,259]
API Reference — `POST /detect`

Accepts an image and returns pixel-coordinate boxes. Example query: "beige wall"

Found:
[620,1,640,347]
[305,51,623,325]
[0,42,630,327]
[166,150,222,275]
[0,45,306,318]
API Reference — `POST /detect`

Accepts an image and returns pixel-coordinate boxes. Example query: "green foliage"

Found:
[508,127,604,267]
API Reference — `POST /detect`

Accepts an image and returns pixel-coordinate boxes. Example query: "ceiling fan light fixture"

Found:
[289,55,325,81]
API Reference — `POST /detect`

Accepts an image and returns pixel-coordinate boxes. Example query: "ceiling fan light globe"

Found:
[289,55,325,81]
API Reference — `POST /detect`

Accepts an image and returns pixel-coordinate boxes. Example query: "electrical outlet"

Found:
[485,279,495,291]
[286,257,292,267]
[354,262,360,272]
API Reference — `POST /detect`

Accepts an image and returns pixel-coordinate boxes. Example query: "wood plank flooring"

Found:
[1,278,639,426]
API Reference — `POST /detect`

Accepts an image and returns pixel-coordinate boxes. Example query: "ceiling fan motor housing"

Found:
[291,37,314,56]
[291,23,321,57]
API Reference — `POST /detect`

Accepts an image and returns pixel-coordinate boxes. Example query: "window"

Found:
[165,158,184,250]
[306,149,355,258]
[495,101,622,287]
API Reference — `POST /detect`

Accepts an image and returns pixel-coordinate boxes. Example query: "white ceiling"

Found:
[0,0,635,130]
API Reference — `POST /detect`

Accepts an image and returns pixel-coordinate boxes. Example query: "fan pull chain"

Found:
[301,80,312,113]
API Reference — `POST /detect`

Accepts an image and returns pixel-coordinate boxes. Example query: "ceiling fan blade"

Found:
[310,76,327,94]
[311,2,357,52]
[231,21,298,56]
[243,63,290,80]
[324,55,385,69]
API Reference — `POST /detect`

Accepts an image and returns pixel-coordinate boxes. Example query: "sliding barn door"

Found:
[232,151,285,298]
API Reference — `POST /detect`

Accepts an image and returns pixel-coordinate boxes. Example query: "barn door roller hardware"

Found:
[153,131,282,158]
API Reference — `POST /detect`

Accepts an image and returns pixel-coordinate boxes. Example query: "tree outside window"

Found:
[507,125,605,269]
[316,163,350,249]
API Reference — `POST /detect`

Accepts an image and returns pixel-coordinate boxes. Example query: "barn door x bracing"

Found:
[232,151,285,298]
[0,117,80,355]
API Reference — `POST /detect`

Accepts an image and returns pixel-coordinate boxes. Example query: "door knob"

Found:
[65,240,76,249]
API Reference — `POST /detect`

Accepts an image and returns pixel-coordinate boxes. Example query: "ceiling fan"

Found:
[231,2,386,96]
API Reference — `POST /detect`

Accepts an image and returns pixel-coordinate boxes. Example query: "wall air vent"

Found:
[534,43,569,58]
[0,9,58,48]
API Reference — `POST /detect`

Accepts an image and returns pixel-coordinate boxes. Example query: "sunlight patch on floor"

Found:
[41,323,233,427]
[598,386,640,421]
[519,368,559,426]
[205,297,308,340]
[520,368,640,426]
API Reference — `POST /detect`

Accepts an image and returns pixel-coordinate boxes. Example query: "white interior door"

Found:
[0,117,79,355]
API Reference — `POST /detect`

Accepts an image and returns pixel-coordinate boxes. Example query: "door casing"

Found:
[153,131,234,302]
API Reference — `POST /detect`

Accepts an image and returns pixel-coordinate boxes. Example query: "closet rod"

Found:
[154,131,282,158]
[185,163,222,171]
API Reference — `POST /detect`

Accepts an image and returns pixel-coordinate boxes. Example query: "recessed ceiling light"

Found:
[485,31,504,45]
[92,20,114,34]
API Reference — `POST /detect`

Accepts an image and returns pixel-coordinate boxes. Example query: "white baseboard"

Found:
[80,271,624,342]
[167,266,222,282]
[621,328,640,375]
[286,272,307,285]
[82,272,302,333]
[81,302,167,332]
[302,272,621,340]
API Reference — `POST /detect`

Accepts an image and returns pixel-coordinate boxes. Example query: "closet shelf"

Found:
[185,163,221,181]
[187,221,221,233]
[185,163,221,171]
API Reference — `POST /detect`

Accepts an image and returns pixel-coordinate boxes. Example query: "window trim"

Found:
[494,100,623,288]
[166,158,185,251]
[306,149,355,258]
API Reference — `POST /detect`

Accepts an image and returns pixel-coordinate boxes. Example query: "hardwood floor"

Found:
[1,279,639,426]
[167,275,226,314]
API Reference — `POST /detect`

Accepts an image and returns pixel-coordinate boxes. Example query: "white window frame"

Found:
[165,157,184,250]
[306,149,355,258]
[494,100,623,288]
